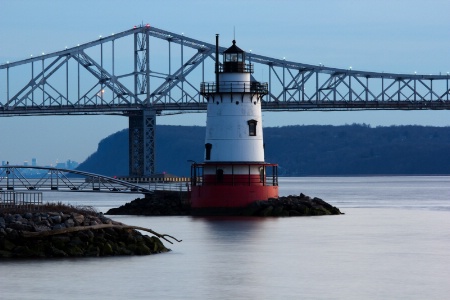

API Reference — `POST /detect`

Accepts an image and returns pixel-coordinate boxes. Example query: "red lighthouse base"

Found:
[189,163,279,215]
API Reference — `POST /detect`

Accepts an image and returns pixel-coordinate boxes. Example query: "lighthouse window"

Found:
[225,53,243,62]
[226,53,241,62]
[247,120,257,136]
[205,143,212,160]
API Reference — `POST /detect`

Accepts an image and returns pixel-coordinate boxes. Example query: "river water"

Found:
[1,176,450,300]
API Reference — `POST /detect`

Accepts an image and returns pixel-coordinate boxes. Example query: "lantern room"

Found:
[223,40,247,73]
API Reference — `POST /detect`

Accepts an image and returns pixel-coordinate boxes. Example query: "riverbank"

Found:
[106,191,343,216]
[0,204,176,259]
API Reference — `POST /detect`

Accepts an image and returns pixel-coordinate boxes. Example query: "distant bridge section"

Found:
[0,25,449,115]
[1,25,449,176]
[0,166,151,194]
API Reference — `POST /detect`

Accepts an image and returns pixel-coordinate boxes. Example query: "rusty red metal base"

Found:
[191,184,278,209]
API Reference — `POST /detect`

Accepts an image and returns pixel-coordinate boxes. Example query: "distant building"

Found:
[24,161,28,166]
[32,158,37,166]
[66,160,79,169]
[55,162,66,169]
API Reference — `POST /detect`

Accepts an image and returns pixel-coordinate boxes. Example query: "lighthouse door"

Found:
[216,169,224,183]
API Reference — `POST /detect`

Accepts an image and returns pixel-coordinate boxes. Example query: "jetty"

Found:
[106,190,342,217]
[0,203,180,259]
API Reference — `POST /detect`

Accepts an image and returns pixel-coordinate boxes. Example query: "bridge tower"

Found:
[128,109,155,177]
[128,27,155,177]
[190,36,279,214]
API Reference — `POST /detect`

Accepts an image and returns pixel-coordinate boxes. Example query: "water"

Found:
[1,176,450,299]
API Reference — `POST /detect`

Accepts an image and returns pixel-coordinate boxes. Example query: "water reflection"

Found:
[188,216,280,299]
[193,216,275,241]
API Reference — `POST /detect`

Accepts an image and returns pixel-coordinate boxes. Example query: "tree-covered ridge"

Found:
[77,124,450,177]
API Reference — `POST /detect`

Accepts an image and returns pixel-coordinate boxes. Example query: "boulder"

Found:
[72,213,85,225]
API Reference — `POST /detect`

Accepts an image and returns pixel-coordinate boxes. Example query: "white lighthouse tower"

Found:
[190,36,279,214]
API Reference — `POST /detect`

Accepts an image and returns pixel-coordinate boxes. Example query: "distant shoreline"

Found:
[76,124,450,177]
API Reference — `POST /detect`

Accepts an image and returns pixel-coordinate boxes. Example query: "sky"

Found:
[0,0,449,166]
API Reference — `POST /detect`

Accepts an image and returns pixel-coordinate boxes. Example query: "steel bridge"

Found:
[1,25,449,176]
[0,166,151,194]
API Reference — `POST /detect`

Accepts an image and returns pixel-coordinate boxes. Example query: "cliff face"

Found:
[77,124,450,177]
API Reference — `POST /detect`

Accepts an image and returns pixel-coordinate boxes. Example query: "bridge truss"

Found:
[0,166,151,194]
[1,25,449,175]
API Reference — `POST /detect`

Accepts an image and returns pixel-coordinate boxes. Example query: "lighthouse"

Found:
[190,36,279,215]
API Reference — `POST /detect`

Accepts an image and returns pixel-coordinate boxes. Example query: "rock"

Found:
[148,236,170,253]
[0,250,13,258]
[272,206,284,216]
[50,215,62,224]
[9,222,33,231]
[61,214,70,222]
[33,224,51,232]
[105,190,342,217]
[52,224,66,230]
[100,242,114,256]
[289,210,301,216]
[72,213,85,225]
[64,219,75,228]
[13,246,36,258]
[32,214,41,222]
[51,236,71,249]
[1,239,16,251]
[260,205,274,217]
[48,246,68,257]
[85,245,100,257]
[136,244,151,255]
[0,209,172,259]
[295,204,310,215]
[66,246,84,257]
[6,228,19,239]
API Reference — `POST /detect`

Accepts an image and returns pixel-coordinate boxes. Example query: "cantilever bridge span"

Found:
[1,25,449,176]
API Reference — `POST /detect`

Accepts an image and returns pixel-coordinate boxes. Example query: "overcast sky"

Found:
[0,0,449,166]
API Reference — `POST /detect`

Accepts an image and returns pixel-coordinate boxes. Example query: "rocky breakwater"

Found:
[242,194,343,216]
[106,191,342,217]
[0,205,180,259]
[107,190,190,216]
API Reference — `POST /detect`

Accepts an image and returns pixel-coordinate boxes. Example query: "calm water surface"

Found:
[1,176,450,300]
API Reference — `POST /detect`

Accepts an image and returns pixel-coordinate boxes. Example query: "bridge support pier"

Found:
[128,109,156,177]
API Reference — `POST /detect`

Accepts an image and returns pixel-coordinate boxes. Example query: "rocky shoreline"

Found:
[106,191,343,217]
[0,206,175,259]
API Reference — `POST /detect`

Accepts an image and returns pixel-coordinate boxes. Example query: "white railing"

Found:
[0,191,43,207]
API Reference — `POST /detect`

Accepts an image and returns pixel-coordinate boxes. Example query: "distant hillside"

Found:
[77,124,450,177]
[77,125,205,177]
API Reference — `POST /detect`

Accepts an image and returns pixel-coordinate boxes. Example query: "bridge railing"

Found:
[0,191,43,208]
[0,166,151,194]
[146,182,190,192]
